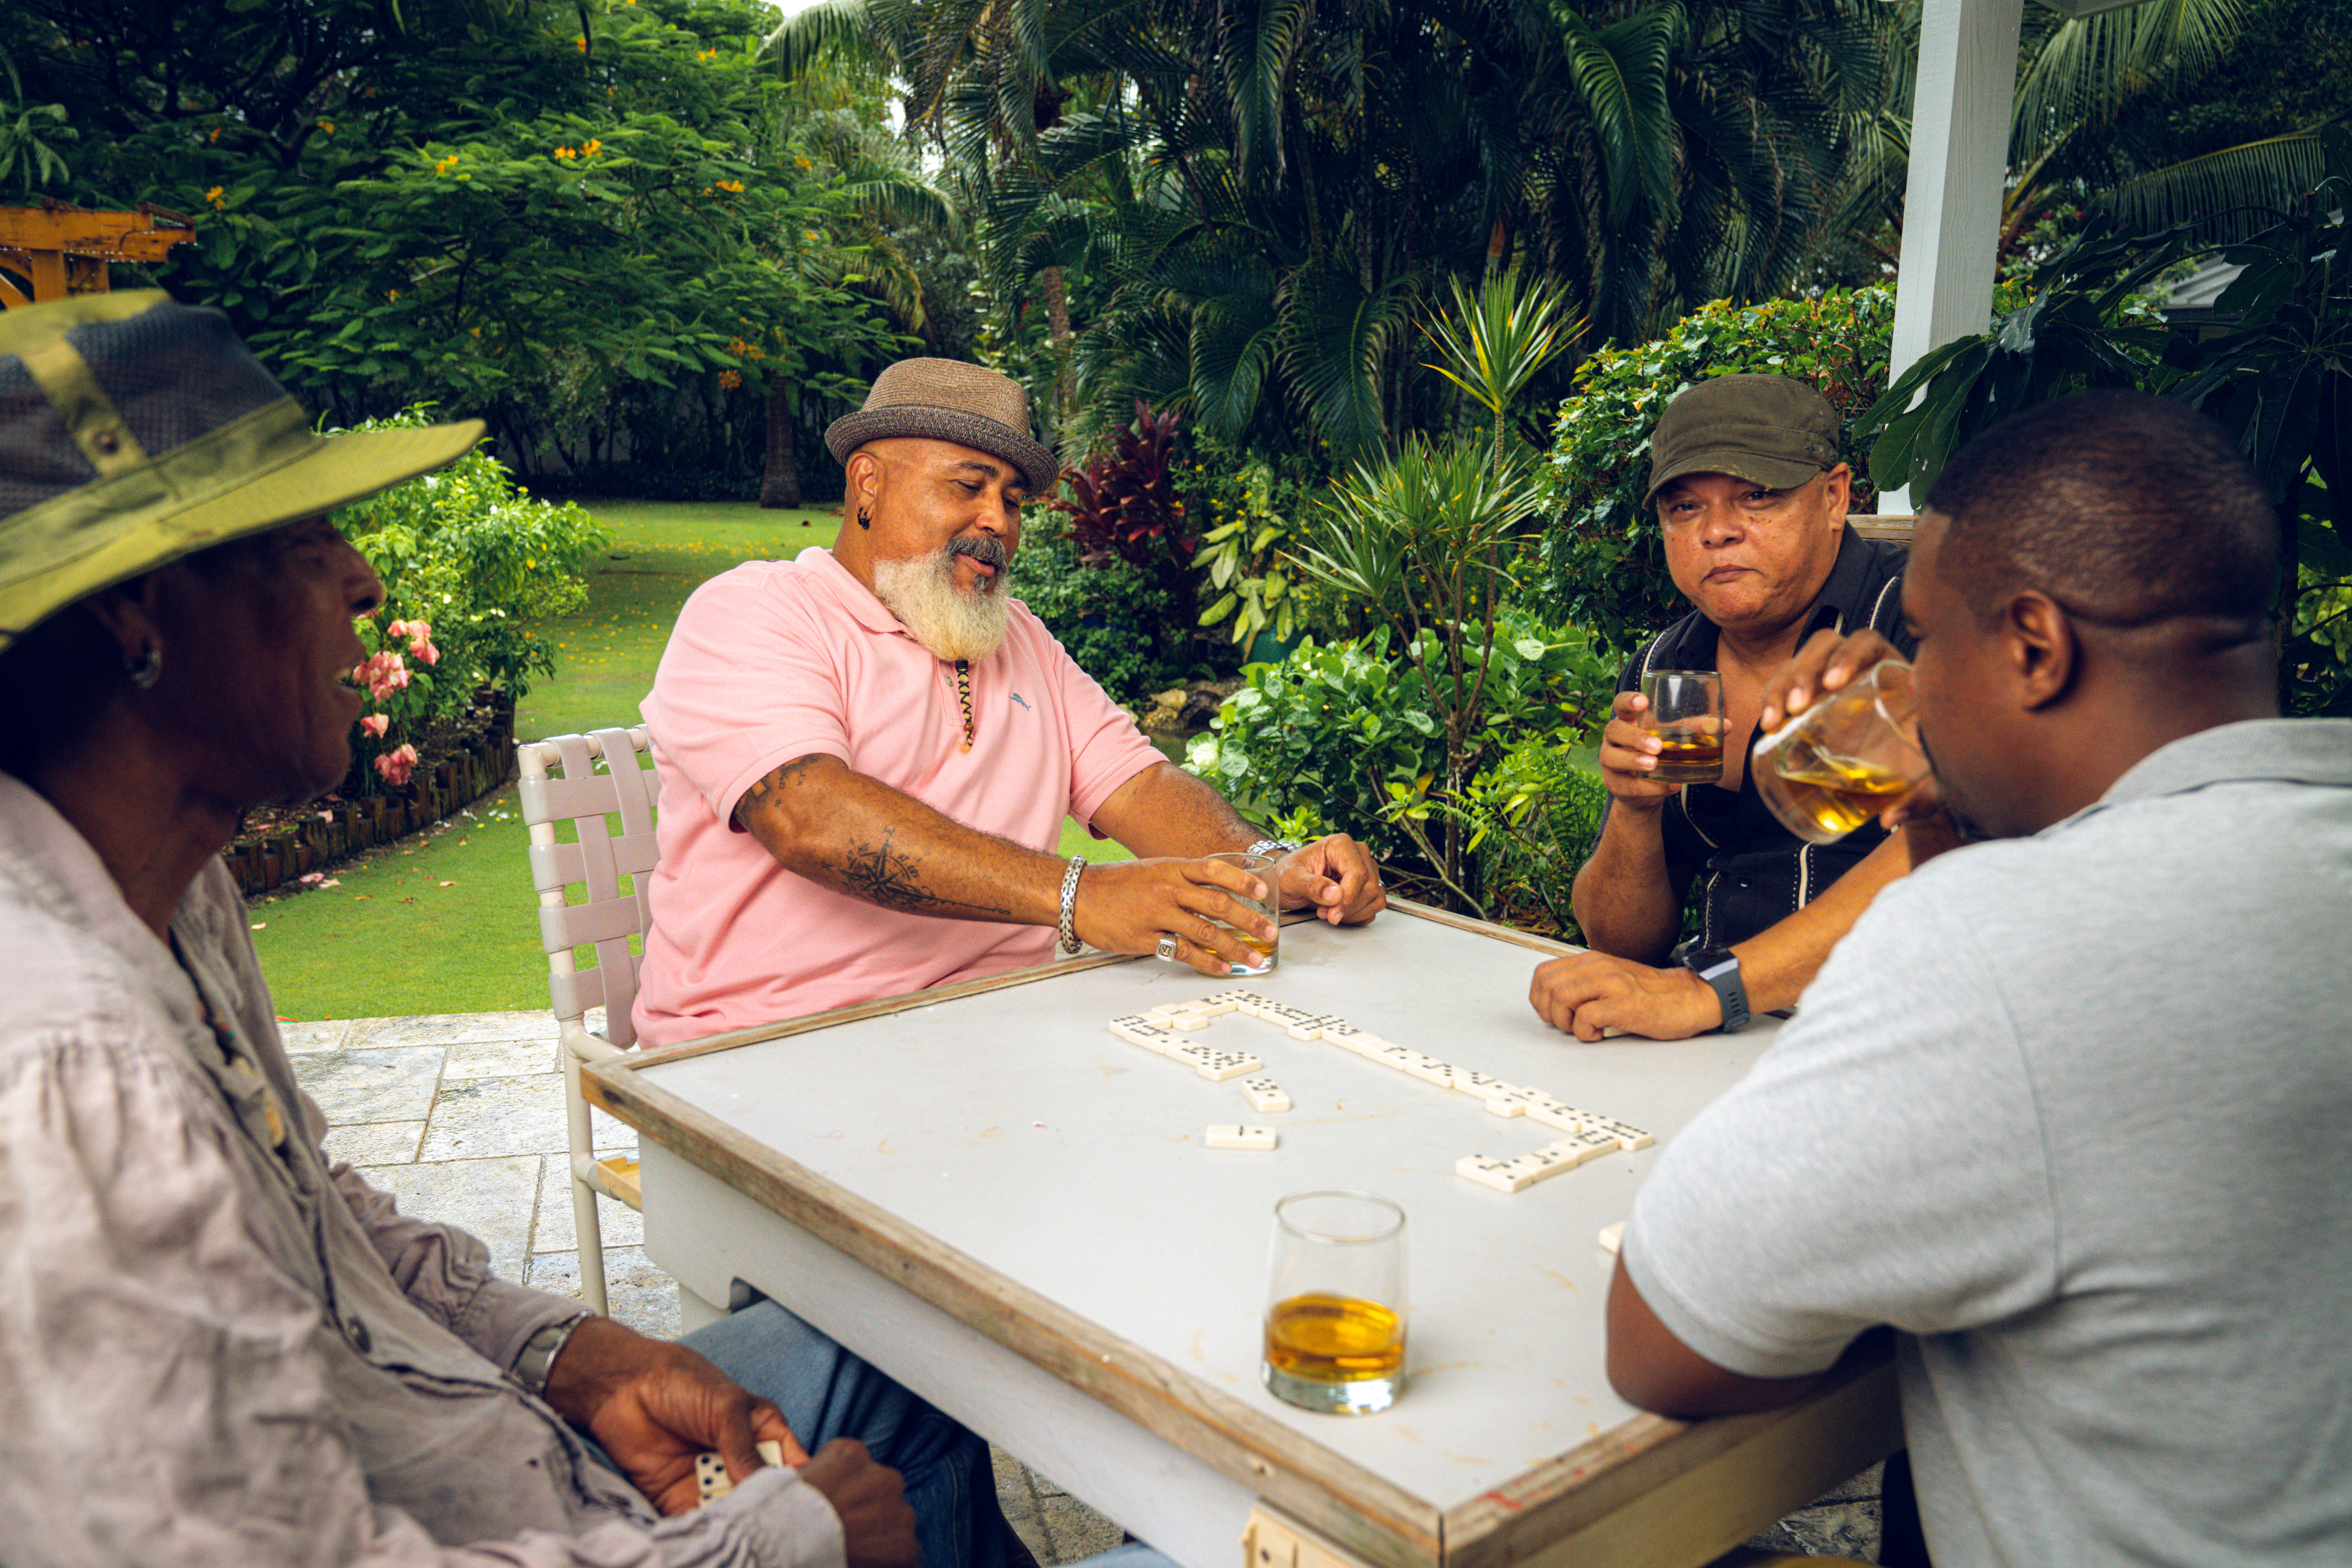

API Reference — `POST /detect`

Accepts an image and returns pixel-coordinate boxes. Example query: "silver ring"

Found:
[1154,933,1179,961]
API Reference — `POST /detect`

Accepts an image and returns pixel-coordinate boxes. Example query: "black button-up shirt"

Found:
[1610,526,1913,949]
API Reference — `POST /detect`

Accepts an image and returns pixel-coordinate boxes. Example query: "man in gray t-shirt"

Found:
[1606,391,2352,1566]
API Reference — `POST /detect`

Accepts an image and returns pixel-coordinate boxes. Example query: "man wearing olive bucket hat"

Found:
[0,294,1106,1568]
[633,357,1385,1047]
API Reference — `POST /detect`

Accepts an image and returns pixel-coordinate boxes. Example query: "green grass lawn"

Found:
[250,499,1130,1021]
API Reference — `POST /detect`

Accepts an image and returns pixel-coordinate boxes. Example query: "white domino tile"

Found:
[1243,1077,1292,1113]
[1205,1124,1278,1151]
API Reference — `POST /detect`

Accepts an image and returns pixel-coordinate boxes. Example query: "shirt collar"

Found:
[0,772,206,1037]
[2074,718,2352,820]
[797,544,918,640]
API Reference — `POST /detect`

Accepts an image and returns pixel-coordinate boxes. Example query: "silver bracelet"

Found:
[1244,838,1300,859]
[511,1308,594,1397]
[1057,855,1088,955]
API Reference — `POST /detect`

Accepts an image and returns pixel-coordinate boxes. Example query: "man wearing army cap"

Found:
[1528,373,1936,1042]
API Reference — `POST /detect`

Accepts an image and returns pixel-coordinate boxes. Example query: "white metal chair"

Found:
[516,725,658,1316]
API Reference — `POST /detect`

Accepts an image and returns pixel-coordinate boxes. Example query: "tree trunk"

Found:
[1040,264,1074,424]
[760,371,801,510]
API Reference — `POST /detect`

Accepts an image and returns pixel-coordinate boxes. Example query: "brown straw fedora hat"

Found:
[0,291,481,650]
[824,358,1059,494]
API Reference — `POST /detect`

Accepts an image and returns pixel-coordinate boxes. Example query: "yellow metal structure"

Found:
[0,202,197,310]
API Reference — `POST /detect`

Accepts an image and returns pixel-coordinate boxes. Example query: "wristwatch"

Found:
[511,1309,595,1397]
[1243,838,1299,859]
[1681,946,1751,1033]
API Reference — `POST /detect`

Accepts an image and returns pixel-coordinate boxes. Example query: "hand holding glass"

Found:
[1638,669,1725,784]
[1752,659,1929,843]
[1262,1191,1407,1414]
[1202,850,1277,975]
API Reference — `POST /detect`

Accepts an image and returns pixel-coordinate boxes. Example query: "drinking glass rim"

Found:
[1275,1189,1406,1245]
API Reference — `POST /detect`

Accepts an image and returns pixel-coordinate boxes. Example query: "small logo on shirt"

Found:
[1009,691,1033,711]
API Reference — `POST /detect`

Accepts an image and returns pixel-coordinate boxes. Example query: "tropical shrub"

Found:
[1049,401,1194,568]
[330,408,610,788]
[1525,288,1896,659]
[1011,528,1182,704]
[1183,611,1613,900]
[1441,735,1612,940]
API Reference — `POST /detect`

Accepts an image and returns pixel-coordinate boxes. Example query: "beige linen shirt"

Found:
[0,774,846,1568]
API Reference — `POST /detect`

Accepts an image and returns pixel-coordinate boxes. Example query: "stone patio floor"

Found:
[291,1008,1882,1565]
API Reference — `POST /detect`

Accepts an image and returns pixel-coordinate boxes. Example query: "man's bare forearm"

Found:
[735,753,1060,924]
[1570,802,1685,963]
[1089,760,1261,858]
[1728,823,1913,1014]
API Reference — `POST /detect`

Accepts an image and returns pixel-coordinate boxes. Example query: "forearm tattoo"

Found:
[838,828,1011,918]
[735,754,826,829]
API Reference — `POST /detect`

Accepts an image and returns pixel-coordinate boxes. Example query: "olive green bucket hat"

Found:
[1644,373,1841,506]
[0,290,483,650]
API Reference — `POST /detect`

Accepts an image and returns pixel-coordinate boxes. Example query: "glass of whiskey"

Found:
[1753,658,1929,843]
[1639,668,1726,784]
[1263,1190,1407,1414]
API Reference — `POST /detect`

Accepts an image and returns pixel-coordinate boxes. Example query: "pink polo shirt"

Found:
[633,546,1165,1047]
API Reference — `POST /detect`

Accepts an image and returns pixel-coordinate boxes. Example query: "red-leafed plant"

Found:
[1047,400,1195,568]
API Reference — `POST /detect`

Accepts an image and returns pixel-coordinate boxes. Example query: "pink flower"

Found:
[385,619,410,639]
[359,714,390,739]
[413,639,440,666]
[352,650,410,701]
[402,620,440,665]
[374,743,419,786]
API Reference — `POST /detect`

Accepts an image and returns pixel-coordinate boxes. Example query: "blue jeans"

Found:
[684,1300,1178,1568]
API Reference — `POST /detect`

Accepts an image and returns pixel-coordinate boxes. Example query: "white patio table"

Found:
[585,901,1898,1568]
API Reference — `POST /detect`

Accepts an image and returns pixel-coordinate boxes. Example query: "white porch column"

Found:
[1881,0,2025,510]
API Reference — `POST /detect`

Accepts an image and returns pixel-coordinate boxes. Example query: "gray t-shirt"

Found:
[1625,718,2352,1567]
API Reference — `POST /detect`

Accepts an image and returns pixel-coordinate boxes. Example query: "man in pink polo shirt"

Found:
[635,358,1386,1047]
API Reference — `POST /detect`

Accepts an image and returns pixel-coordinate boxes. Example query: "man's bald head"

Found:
[1924,390,2278,637]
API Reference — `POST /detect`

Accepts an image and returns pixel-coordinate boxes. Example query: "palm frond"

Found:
[2099,131,2338,243]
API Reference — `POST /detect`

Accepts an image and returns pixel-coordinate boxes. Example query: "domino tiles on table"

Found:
[1105,993,1650,1191]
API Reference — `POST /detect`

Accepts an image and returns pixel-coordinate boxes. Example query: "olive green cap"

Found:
[0,291,483,650]
[1644,373,1840,506]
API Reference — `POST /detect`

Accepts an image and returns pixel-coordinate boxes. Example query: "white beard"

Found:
[871,549,1011,662]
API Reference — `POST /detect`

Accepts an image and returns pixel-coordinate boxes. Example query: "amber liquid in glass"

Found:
[1770,739,1915,837]
[1263,1293,1406,1385]
[1649,730,1724,784]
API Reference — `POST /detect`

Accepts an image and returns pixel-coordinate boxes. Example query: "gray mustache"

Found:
[948,535,1009,570]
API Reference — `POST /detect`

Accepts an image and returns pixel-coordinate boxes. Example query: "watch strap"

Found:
[1243,838,1299,860]
[1682,946,1751,1033]
[511,1309,594,1397]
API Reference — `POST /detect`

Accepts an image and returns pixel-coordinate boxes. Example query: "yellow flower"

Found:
[576,34,588,50]
[208,127,221,143]
[387,288,400,302]
[794,156,811,170]
[470,327,482,338]
[717,369,743,390]
[581,138,602,157]
[317,120,336,134]
[434,154,459,174]
[204,186,226,210]
[715,178,744,193]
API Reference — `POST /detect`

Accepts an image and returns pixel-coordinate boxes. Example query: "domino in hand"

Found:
[695,1440,787,1506]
